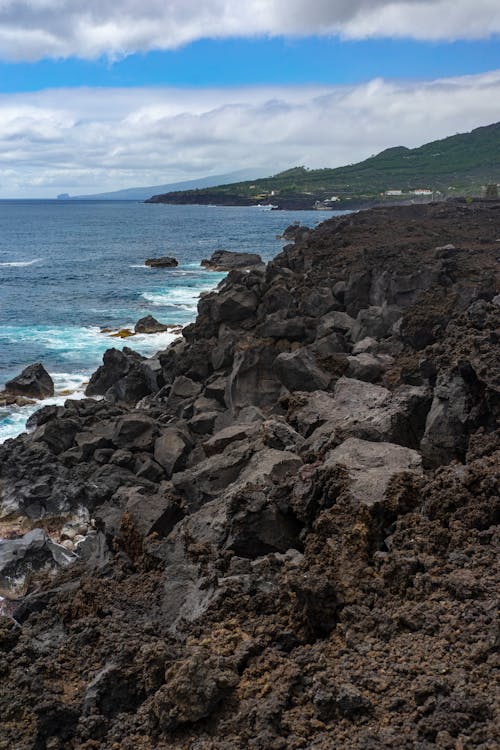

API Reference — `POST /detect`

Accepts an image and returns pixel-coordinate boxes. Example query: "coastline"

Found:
[0,200,498,748]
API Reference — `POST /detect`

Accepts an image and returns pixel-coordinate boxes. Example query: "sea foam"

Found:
[0,259,41,267]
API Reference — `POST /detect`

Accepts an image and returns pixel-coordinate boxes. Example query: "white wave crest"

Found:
[0,258,41,267]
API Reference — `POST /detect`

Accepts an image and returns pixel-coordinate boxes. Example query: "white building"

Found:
[413,189,433,196]
[385,190,403,196]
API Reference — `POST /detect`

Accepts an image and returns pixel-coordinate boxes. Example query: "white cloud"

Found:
[0,70,499,197]
[0,1,499,61]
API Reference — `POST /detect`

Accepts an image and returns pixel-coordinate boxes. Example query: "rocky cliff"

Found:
[0,200,499,750]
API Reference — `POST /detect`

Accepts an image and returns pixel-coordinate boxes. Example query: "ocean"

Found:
[0,200,339,442]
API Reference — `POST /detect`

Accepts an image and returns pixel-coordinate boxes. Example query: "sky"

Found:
[0,0,499,198]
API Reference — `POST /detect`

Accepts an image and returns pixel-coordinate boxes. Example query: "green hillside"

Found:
[146,122,500,208]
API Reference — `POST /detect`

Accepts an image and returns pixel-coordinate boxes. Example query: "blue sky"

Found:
[1,37,499,93]
[0,0,499,197]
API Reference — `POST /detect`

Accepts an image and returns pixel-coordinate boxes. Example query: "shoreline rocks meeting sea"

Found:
[0,200,499,749]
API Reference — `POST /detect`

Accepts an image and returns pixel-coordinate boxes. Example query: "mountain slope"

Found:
[146,122,500,208]
[58,169,268,201]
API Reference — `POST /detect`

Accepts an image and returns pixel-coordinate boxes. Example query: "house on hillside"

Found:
[412,189,433,196]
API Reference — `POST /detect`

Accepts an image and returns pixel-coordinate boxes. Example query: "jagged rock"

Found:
[316,311,356,338]
[261,419,304,452]
[300,287,340,317]
[264,314,314,342]
[309,332,347,357]
[201,249,263,271]
[134,454,165,483]
[154,429,192,477]
[0,529,76,599]
[83,662,140,716]
[171,440,254,508]
[322,437,423,506]
[210,286,259,323]
[134,315,170,334]
[235,447,302,490]
[346,353,386,382]
[4,363,54,399]
[351,305,402,342]
[273,349,330,392]
[204,376,227,405]
[224,489,303,557]
[292,377,430,448]
[202,423,260,457]
[226,344,282,413]
[259,284,297,317]
[144,256,178,267]
[31,417,80,454]
[117,486,184,539]
[150,652,239,730]
[187,411,219,435]
[280,223,308,242]
[86,347,153,405]
[86,347,143,396]
[169,375,202,400]
[420,369,475,466]
[112,414,158,451]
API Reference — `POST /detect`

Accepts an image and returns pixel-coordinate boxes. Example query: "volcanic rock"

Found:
[201,249,263,271]
[4,363,54,399]
[134,315,170,334]
[144,256,178,267]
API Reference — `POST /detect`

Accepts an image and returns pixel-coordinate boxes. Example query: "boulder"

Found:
[210,287,259,323]
[316,311,356,338]
[264,314,314,342]
[203,423,260,457]
[293,378,430,448]
[346,353,386,382]
[309,332,347,357]
[261,419,304,452]
[420,369,473,467]
[4,363,54,399]
[273,349,330,392]
[201,250,263,272]
[236,448,302,489]
[112,414,158,451]
[226,345,282,413]
[32,417,80,454]
[170,376,202,400]
[144,256,178,268]
[0,528,77,599]
[351,305,402,343]
[300,287,340,317]
[85,347,152,405]
[172,440,255,508]
[187,411,219,435]
[115,486,185,539]
[134,315,170,334]
[154,429,192,477]
[322,437,423,506]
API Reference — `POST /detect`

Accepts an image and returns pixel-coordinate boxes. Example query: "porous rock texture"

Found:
[0,200,499,750]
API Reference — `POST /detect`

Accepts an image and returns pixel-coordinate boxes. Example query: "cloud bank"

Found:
[0,70,499,198]
[0,1,499,61]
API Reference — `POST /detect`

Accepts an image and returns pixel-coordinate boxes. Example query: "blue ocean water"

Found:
[0,200,341,441]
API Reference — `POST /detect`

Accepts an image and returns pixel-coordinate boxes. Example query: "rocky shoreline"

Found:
[0,200,499,749]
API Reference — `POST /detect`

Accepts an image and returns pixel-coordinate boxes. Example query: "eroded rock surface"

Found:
[0,200,498,750]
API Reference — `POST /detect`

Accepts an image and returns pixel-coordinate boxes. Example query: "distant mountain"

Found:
[60,169,269,201]
[146,122,500,209]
